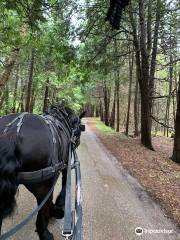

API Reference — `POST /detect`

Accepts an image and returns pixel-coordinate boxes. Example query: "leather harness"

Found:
[3,112,72,184]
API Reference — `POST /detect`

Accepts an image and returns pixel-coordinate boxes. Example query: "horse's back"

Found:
[0,112,49,138]
[0,113,20,132]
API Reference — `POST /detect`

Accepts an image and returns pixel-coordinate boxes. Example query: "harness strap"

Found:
[3,112,28,135]
[43,115,64,158]
[54,109,72,136]
[18,162,64,184]
[41,116,59,165]
[17,113,27,134]
[44,115,71,140]
[42,114,72,166]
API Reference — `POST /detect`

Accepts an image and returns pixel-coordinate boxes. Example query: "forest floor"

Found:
[87,118,180,227]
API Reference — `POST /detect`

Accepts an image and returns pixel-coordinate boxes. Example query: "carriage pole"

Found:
[73,150,82,240]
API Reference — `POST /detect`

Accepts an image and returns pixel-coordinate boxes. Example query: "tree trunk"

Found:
[103,81,110,126]
[92,105,95,117]
[116,78,120,132]
[134,78,139,136]
[52,89,56,104]
[0,91,6,110]
[43,78,50,113]
[100,100,104,121]
[19,75,26,113]
[125,50,134,135]
[12,65,19,113]
[129,0,153,149]
[30,87,36,113]
[165,54,173,137]
[140,84,153,149]
[172,74,180,164]
[95,105,99,117]
[139,0,153,148]
[0,48,19,91]
[149,0,161,113]
[172,92,176,128]
[110,84,116,128]
[25,49,35,112]
[5,86,9,115]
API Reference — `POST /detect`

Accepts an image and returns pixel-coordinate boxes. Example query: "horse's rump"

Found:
[0,113,69,172]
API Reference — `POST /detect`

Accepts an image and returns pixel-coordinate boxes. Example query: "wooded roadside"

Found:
[88,118,180,227]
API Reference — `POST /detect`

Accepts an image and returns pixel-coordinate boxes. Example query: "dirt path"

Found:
[1,122,179,239]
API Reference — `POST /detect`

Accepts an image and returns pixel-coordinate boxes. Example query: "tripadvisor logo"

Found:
[135,227,143,236]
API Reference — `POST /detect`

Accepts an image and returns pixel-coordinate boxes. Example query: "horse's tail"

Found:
[0,134,20,219]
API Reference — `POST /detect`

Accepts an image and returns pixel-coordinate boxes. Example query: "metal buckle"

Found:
[71,163,75,169]
[62,230,73,240]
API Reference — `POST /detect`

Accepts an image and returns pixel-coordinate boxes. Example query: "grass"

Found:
[95,120,115,134]
[95,120,172,142]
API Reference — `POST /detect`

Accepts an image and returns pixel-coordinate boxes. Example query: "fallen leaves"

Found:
[88,119,180,227]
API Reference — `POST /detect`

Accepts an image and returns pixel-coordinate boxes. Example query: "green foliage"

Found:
[0,0,179,127]
[96,119,115,134]
[3,0,46,29]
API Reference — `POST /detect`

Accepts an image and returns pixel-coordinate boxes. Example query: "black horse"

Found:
[0,104,85,240]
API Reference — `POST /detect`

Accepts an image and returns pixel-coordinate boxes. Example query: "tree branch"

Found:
[151,115,174,129]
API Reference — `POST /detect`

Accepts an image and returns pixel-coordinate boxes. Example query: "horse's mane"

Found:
[48,103,74,116]
[47,103,78,127]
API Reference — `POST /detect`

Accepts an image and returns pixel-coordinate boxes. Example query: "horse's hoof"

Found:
[39,229,54,240]
[55,196,65,209]
[50,205,64,219]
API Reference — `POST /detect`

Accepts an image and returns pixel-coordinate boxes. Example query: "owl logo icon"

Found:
[135,227,143,236]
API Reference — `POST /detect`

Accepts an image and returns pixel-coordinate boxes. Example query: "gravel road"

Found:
[1,121,179,240]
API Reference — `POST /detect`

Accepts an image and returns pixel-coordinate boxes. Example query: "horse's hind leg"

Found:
[36,194,54,240]
[26,183,54,240]
[0,218,2,235]
[52,168,67,219]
